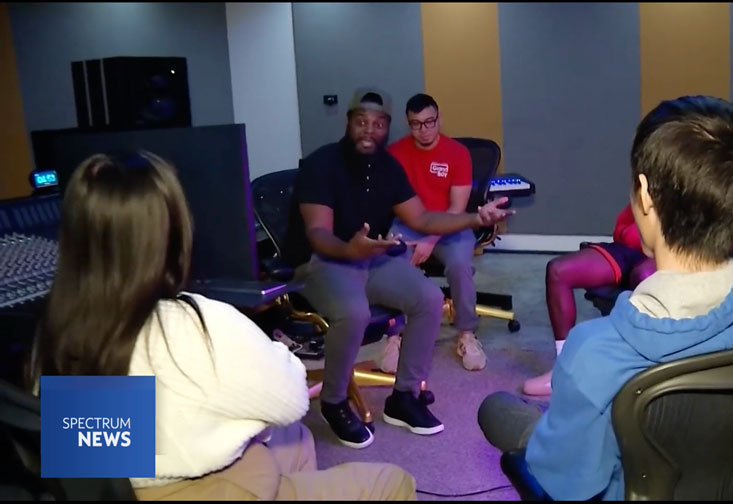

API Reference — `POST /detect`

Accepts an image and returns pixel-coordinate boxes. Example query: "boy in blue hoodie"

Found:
[478,95,733,500]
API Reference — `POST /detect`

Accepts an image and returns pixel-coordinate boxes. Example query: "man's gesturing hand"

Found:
[345,222,401,260]
[477,197,516,226]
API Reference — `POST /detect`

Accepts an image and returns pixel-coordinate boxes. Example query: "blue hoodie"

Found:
[524,285,733,500]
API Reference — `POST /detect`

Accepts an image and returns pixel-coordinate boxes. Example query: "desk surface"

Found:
[188,279,303,308]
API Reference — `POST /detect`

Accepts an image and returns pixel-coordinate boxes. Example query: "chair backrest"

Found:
[0,378,137,500]
[454,137,501,245]
[612,349,733,501]
[453,137,501,212]
[250,168,299,257]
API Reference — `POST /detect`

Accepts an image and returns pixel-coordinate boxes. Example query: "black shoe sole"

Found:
[320,413,375,449]
[383,412,445,435]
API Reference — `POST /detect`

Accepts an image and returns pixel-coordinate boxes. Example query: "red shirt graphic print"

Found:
[388,134,472,212]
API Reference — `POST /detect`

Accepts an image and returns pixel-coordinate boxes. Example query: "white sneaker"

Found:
[380,335,401,374]
[457,333,486,371]
[522,370,553,396]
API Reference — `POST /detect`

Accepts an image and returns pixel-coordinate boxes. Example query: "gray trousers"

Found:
[294,253,445,404]
[477,392,546,452]
[390,220,479,332]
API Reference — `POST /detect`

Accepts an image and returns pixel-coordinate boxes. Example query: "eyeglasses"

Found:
[408,116,438,131]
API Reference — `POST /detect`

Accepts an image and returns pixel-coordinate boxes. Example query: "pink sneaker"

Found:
[457,333,486,371]
[522,370,553,396]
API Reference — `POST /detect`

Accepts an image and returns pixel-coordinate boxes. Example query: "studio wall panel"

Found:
[640,2,730,116]
[0,2,33,199]
[8,2,234,139]
[498,2,640,235]
[421,2,504,172]
[226,3,302,179]
[292,3,425,157]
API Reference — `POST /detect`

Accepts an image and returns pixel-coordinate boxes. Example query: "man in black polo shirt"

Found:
[285,87,513,449]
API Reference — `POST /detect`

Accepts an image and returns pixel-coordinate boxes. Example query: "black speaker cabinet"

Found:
[71,56,192,130]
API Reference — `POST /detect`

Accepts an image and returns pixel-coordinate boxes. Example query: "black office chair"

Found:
[0,378,137,500]
[499,447,552,501]
[500,348,733,501]
[250,168,413,428]
[581,238,626,316]
[420,137,520,332]
[583,285,624,316]
[612,348,733,500]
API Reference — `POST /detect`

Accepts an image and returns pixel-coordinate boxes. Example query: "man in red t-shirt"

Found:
[385,93,486,371]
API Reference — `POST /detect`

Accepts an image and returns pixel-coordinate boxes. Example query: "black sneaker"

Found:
[419,389,435,405]
[321,399,374,449]
[383,390,445,435]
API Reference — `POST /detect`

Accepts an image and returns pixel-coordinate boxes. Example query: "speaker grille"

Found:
[71,57,192,130]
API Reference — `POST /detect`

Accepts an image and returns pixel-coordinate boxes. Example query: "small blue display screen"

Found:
[32,170,59,188]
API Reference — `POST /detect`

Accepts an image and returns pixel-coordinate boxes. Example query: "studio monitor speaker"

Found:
[71,56,192,130]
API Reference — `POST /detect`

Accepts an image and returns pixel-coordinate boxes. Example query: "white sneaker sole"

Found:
[380,362,398,374]
[457,348,487,371]
[382,412,445,435]
[461,358,486,371]
[320,413,375,449]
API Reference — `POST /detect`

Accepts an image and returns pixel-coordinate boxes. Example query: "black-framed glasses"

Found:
[408,116,438,131]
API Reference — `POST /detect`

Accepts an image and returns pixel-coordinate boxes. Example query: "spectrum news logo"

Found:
[63,416,131,447]
[41,376,155,478]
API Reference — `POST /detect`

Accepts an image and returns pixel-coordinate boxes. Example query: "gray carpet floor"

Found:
[301,251,600,501]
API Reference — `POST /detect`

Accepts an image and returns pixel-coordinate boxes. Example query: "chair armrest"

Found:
[500,448,552,501]
[262,256,295,282]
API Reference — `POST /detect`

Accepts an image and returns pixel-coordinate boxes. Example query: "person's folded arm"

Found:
[194,301,311,427]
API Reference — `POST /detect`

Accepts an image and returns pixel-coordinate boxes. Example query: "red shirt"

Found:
[387,134,472,212]
[612,204,643,252]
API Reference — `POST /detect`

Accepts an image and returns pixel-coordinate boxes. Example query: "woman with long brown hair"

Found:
[27,151,415,500]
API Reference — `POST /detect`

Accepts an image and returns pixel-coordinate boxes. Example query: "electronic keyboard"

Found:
[489,173,536,197]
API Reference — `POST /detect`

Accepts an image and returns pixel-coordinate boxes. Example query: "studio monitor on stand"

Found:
[71,56,192,131]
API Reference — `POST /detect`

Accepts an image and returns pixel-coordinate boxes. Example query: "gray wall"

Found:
[227,3,302,179]
[292,3,425,157]
[9,2,234,136]
[499,3,640,235]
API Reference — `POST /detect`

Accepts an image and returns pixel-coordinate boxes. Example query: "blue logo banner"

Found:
[41,376,155,478]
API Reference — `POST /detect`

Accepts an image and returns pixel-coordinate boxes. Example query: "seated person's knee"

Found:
[545,257,565,285]
[333,300,372,329]
[443,256,475,277]
[421,282,445,313]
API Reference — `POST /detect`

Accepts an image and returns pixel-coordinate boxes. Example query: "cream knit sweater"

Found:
[127,293,309,488]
